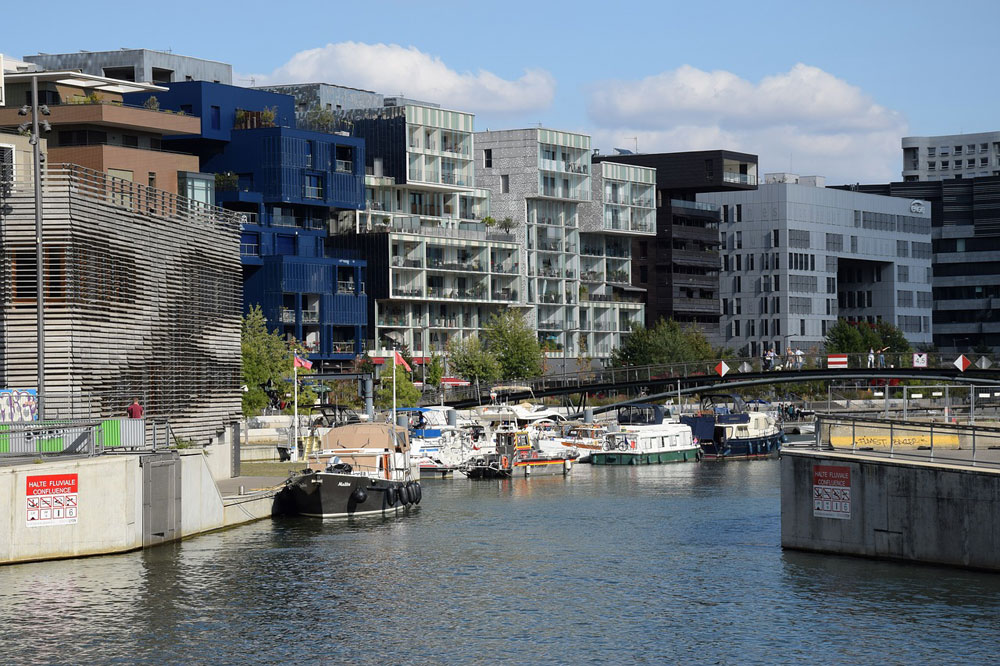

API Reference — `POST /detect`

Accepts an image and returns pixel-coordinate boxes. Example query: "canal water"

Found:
[2,461,999,664]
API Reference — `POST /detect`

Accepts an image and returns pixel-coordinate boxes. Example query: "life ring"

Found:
[501,455,510,468]
[629,439,636,450]
[385,485,397,506]
[397,483,410,505]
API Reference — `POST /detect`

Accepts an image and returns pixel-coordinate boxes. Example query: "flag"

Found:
[394,351,411,372]
[293,354,312,370]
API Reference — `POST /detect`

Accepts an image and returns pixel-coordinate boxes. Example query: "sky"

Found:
[6,0,999,184]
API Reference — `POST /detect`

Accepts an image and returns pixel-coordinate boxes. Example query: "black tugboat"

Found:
[276,422,422,518]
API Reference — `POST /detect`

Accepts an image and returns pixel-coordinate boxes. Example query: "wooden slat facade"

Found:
[0,159,242,444]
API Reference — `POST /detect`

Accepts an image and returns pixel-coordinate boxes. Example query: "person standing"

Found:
[126,398,144,419]
[867,348,875,368]
[878,347,887,368]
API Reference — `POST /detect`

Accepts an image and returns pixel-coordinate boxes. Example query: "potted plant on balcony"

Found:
[143,96,160,111]
[497,216,517,233]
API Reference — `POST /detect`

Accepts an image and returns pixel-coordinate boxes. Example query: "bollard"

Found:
[929,422,934,460]
[239,485,245,495]
[889,422,894,458]
[584,408,594,424]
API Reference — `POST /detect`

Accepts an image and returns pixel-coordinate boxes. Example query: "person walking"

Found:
[867,348,875,368]
[126,398,144,419]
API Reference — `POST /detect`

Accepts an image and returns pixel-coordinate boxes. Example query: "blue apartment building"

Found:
[124,82,368,369]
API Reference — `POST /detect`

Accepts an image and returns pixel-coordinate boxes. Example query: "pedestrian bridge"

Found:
[427,351,1000,410]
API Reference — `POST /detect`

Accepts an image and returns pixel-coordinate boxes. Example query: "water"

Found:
[2,461,999,664]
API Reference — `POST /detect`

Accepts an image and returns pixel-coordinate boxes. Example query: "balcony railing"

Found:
[335,159,353,173]
[721,172,757,186]
[391,257,423,269]
[330,341,357,354]
[240,243,259,256]
[492,289,518,301]
[280,308,296,323]
[392,287,424,298]
[491,262,519,274]
[379,315,408,326]
[304,185,324,199]
[302,310,320,323]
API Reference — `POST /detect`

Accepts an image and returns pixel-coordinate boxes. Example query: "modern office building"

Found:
[839,174,1000,352]
[592,150,759,345]
[0,129,242,443]
[701,174,933,354]
[0,70,205,197]
[23,49,232,85]
[475,129,652,363]
[901,131,1000,181]
[323,102,518,364]
[123,81,369,370]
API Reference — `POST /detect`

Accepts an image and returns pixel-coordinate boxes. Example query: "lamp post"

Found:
[18,76,51,420]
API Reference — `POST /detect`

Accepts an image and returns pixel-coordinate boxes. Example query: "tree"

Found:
[284,338,318,415]
[824,318,912,366]
[824,318,865,354]
[241,305,289,417]
[374,363,421,410]
[425,355,444,387]
[446,335,501,385]
[483,311,545,380]
[610,318,714,367]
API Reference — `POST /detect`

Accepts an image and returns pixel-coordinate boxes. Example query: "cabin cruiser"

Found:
[460,422,574,479]
[591,404,700,465]
[276,422,422,518]
[397,407,475,478]
[680,394,784,460]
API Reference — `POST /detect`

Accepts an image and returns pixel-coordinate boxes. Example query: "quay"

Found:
[782,416,1000,571]
[0,421,283,565]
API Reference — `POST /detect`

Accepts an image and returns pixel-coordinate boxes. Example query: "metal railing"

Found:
[0,417,177,458]
[807,414,1000,468]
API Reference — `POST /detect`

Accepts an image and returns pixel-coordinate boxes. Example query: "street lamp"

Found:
[18,76,51,420]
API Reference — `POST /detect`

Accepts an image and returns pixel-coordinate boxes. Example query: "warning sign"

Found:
[813,465,851,519]
[26,473,78,527]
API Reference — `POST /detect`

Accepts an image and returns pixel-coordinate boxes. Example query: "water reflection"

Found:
[0,462,998,663]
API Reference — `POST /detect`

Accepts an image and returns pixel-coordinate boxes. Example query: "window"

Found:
[736,255,742,271]
[772,229,780,248]
[484,149,493,168]
[749,254,755,271]
[147,172,156,188]
[967,159,975,169]
[735,231,742,249]
[954,146,963,155]
[639,265,648,283]
[928,161,936,171]
[928,147,936,157]
[941,160,949,170]
[735,204,742,222]
[981,158,989,168]
[210,105,221,131]
[898,265,909,282]
[121,134,138,148]
[734,320,741,336]
[501,174,509,193]
[800,319,806,336]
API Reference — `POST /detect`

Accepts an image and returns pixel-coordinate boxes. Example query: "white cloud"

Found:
[587,64,907,183]
[244,42,555,115]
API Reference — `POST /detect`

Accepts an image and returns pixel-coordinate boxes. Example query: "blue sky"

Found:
[7,0,999,183]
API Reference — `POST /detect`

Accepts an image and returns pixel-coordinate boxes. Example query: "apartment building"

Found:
[475,129,652,364]
[325,102,519,363]
[902,131,1000,182]
[23,49,232,85]
[593,150,759,347]
[123,81,369,370]
[702,175,933,354]
[0,70,205,196]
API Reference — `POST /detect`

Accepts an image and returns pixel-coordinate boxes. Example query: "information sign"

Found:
[812,465,851,519]
[26,474,78,527]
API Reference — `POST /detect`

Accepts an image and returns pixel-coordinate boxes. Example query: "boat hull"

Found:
[591,447,700,465]
[699,433,783,460]
[277,470,421,518]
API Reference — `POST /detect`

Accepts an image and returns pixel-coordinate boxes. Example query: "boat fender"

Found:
[411,482,422,504]
[385,485,397,507]
[696,449,703,461]
[351,487,368,504]
[397,483,411,505]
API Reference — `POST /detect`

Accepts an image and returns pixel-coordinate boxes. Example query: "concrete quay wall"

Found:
[1,449,275,565]
[781,449,1000,570]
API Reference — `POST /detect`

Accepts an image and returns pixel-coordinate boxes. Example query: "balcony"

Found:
[392,287,424,298]
[391,256,424,269]
[427,259,485,272]
[491,262,519,274]
[337,280,359,294]
[722,172,757,186]
[492,289,518,301]
[537,240,562,252]
[0,100,201,136]
[330,341,357,354]
[302,310,320,323]
[240,243,259,256]
[280,308,296,324]
[335,159,353,174]
[303,185,324,199]
[379,315,408,327]
[580,270,605,282]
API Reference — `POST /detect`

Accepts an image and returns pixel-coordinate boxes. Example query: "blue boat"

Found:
[680,394,784,460]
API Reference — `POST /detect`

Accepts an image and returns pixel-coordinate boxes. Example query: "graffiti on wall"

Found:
[0,389,38,423]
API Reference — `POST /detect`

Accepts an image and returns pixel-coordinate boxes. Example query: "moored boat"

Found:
[591,404,700,465]
[276,422,422,518]
[460,423,574,479]
[680,394,784,460]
